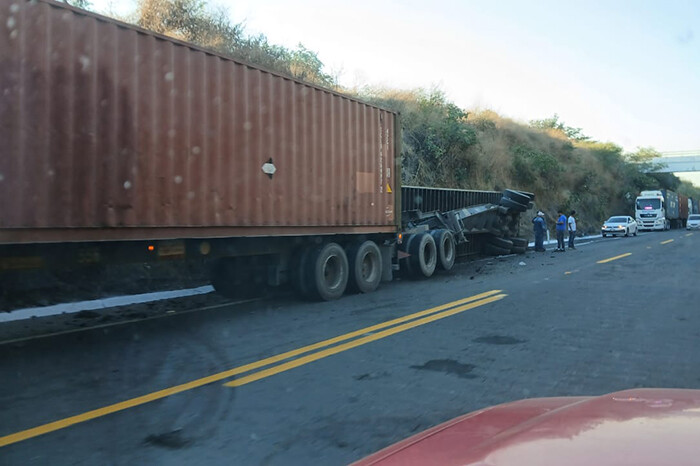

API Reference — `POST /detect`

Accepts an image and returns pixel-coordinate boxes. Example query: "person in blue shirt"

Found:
[555,209,567,251]
[532,211,547,252]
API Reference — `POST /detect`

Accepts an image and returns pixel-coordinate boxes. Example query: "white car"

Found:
[688,214,700,230]
[602,216,638,237]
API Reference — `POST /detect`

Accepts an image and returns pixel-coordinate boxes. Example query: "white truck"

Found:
[635,190,679,231]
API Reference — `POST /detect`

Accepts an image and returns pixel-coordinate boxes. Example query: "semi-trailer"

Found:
[635,190,680,230]
[0,0,532,302]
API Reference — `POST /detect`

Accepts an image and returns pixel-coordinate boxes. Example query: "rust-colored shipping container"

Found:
[0,0,399,245]
[679,194,689,223]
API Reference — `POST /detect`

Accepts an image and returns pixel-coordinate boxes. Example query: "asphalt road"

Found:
[2,230,699,465]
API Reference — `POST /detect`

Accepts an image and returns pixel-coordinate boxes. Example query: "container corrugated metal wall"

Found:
[0,0,398,244]
[661,190,679,220]
[679,194,689,219]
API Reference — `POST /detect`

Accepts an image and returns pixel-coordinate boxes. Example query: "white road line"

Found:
[0,286,214,323]
[528,234,606,247]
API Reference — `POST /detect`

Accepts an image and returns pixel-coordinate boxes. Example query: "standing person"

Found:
[568,210,577,250]
[555,209,567,251]
[532,211,547,252]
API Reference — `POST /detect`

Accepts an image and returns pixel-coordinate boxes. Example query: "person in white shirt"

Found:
[567,210,577,250]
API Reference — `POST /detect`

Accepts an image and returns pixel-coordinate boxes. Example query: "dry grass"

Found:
[355,90,655,235]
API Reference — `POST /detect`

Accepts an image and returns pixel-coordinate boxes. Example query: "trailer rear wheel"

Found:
[291,245,314,298]
[503,189,531,205]
[483,243,511,256]
[509,237,528,254]
[430,229,456,271]
[487,235,514,250]
[409,232,437,278]
[347,241,382,293]
[306,242,349,301]
[510,237,528,248]
[499,197,528,212]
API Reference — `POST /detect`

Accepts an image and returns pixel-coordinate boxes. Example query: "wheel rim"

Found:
[323,255,343,290]
[424,241,435,267]
[443,236,454,262]
[360,251,379,283]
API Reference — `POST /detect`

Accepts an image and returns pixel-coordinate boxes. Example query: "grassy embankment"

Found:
[360,88,700,237]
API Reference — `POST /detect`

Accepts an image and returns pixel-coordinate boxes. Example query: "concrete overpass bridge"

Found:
[648,151,700,173]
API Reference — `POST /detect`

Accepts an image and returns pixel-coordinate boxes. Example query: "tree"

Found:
[625,146,670,177]
[397,90,478,186]
[289,45,332,85]
[529,114,589,141]
[133,0,333,87]
[135,0,244,52]
[61,0,92,9]
[626,146,660,163]
[677,180,700,200]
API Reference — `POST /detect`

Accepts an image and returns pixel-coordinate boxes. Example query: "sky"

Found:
[94,0,700,182]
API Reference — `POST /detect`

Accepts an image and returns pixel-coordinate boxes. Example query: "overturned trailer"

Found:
[398,188,535,274]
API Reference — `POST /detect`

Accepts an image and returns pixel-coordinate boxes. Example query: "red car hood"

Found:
[354,389,700,466]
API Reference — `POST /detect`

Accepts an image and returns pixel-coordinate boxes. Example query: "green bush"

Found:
[512,145,562,183]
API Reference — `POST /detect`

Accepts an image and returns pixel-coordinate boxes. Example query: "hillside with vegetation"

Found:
[362,89,700,234]
[69,0,700,235]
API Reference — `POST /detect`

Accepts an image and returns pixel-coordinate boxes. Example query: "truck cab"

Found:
[635,190,669,231]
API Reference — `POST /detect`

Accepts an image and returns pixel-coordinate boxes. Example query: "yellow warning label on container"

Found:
[386,183,392,193]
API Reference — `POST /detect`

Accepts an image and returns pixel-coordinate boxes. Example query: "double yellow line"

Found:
[0,290,506,448]
[226,290,506,387]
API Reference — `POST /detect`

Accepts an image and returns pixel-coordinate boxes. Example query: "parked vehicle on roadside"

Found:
[635,190,682,231]
[687,214,700,230]
[602,216,638,237]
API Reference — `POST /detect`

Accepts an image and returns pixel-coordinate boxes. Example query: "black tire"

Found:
[306,242,349,301]
[399,234,416,276]
[291,245,314,298]
[484,243,511,256]
[633,229,637,236]
[510,237,528,248]
[511,245,527,254]
[499,197,528,212]
[624,229,629,237]
[519,190,536,200]
[430,229,456,271]
[408,232,437,278]
[487,235,514,250]
[347,240,382,294]
[602,233,607,237]
[503,189,531,205]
